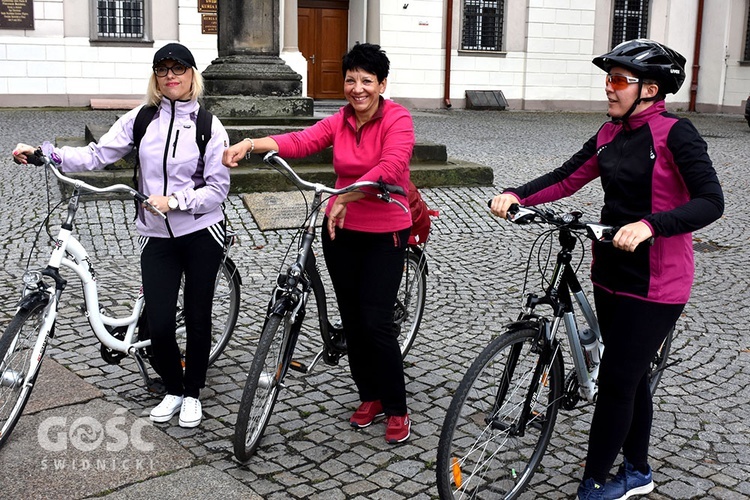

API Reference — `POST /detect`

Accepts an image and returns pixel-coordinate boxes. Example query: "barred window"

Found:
[91,1,151,42]
[611,0,649,48]
[744,3,750,60]
[461,0,505,52]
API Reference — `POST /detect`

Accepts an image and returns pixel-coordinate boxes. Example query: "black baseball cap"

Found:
[153,43,196,69]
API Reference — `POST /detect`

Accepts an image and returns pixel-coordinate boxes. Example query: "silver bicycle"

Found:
[436,204,675,499]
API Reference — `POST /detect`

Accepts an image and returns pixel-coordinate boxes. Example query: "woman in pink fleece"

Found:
[223,43,415,444]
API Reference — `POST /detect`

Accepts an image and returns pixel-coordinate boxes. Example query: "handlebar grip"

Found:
[133,192,148,204]
[383,183,406,196]
[602,226,655,247]
[27,149,46,167]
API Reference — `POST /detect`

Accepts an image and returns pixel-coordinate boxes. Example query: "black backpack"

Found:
[131,104,213,191]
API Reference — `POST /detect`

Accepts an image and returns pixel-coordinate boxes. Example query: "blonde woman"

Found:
[13,43,230,428]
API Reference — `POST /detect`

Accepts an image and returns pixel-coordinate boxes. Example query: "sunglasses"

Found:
[154,64,188,77]
[606,74,640,90]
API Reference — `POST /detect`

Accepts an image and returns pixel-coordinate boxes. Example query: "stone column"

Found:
[201,0,312,118]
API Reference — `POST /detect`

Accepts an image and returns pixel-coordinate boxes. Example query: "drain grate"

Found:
[466,90,508,110]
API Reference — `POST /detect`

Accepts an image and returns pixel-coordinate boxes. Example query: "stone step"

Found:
[50,156,492,195]
[55,123,493,194]
[84,123,449,164]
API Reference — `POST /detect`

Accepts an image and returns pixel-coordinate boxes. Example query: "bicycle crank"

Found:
[100,326,128,364]
[562,370,582,410]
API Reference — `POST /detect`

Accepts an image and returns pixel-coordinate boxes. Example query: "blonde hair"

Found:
[145,67,204,106]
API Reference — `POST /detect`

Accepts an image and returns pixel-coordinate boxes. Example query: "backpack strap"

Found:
[131,105,158,190]
[131,105,158,220]
[195,106,213,160]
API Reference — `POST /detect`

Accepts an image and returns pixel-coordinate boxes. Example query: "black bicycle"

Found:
[233,152,429,463]
[436,204,675,499]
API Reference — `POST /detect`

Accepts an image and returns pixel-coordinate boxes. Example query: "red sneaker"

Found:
[385,414,411,443]
[350,400,385,428]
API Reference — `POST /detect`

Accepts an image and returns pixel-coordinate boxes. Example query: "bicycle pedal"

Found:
[289,360,308,373]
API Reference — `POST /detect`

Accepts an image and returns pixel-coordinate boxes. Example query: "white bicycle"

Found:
[0,143,241,449]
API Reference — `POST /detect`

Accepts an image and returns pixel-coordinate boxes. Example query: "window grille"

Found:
[97,1,144,39]
[461,0,504,52]
[744,3,750,60]
[611,0,649,48]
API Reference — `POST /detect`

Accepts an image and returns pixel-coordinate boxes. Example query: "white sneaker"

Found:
[179,397,202,428]
[150,394,183,423]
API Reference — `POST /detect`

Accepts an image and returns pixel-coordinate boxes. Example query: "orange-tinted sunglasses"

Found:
[606,74,640,90]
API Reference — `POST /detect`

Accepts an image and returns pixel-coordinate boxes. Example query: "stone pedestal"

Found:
[201,0,313,120]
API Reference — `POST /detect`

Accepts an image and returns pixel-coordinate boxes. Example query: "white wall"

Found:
[1,0,748,112]
[0,0,217,106]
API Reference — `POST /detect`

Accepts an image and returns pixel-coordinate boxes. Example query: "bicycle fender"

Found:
[409,245,429,275]
[270,296,294,316]
[16,291,50,311]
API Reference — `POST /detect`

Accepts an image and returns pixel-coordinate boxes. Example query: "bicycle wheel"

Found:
[0,301,51,449]
[234,311,292,462]
[394,247,426,359]
[436,327,564,499]
[648,326,674,395]
[164,256,241,366]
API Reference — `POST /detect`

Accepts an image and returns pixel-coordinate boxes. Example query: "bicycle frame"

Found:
[519,227,603,404]
[261,151,410,374]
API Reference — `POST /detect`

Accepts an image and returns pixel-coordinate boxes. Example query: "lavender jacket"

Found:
[55,98,230,238]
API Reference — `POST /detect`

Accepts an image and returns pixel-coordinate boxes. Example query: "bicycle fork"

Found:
[488,321,555,436]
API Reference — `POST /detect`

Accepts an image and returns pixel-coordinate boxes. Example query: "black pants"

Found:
[584,287,685,483]
[322,222,411,416]
[140,227,224,399]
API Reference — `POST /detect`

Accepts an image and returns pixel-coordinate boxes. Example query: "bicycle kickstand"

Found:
[132,351,166,394]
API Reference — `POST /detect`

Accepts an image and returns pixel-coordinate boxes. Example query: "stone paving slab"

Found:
[25,358,103,414]
[241,190,325,230]
[94,464,263,500]
[0,398,193,499]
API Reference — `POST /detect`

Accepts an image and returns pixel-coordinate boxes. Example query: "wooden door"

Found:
[299,2,349,99]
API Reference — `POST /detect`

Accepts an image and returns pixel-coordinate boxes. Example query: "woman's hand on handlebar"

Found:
[144,195,172,217]
[613,221,653,252]
[489,193,519,219]
[11,143,37,165]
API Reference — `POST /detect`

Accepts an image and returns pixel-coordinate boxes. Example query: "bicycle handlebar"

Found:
[29,143,166,219]
[263,151,408,212]
[488,200,654,246]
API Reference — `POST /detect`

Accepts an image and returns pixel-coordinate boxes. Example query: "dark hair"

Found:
[342,43,389,82]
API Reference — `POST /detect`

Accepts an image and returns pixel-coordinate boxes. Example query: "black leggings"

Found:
[583,287,684,483]
[140,227,224,399]
[322,221,411,416]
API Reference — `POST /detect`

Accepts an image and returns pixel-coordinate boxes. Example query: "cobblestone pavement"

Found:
[0,107,748,499]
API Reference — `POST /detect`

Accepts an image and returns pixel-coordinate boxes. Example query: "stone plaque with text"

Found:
[0,0,34,30]
[202,14,217,35]
[198,0,217,13]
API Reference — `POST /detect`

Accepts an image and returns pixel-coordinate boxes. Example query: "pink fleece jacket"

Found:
[271,98,414,233]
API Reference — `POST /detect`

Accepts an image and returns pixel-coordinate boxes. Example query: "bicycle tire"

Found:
[436,327,564,499]
[234,312,291,462]
[0,301,51,449]
[394,247,427,359]
[648,326,674,395]
[143,256,241,368]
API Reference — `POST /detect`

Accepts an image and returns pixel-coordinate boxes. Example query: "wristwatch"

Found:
[167,195,179,210]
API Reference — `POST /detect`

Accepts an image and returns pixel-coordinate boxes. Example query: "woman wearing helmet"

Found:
[490,39,724,499]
